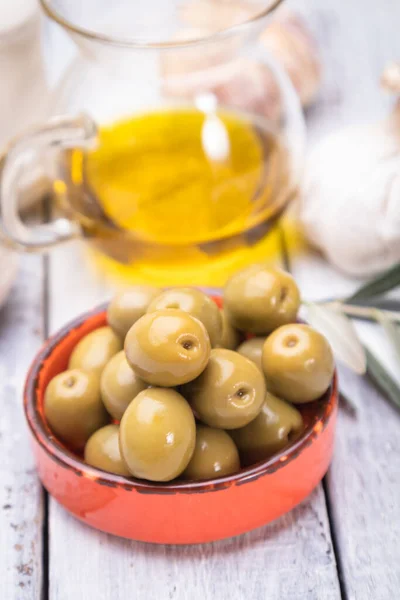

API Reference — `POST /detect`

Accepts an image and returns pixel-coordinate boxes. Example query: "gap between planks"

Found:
[41,248,50,600]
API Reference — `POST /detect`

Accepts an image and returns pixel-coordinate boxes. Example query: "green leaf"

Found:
[346,263,400,304]
[305,302,366,374]
[375,310,400,365]
[352,298,400,312]
[365,347,400,411]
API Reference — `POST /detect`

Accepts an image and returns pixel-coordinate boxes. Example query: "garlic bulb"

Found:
[299,103,400,277]
[0,3,52,212]
[162,7,321,118]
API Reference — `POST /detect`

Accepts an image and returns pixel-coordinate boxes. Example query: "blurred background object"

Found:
[0,0,47,146]
[0,0,50,305]
[299,64,400,277]
[162,7,321,118]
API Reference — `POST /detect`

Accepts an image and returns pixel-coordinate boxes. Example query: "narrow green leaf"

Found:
[375,310,400,365]
[346,263,400,304]
[353,298,400,312]
[365,347,400,411]
[306,302,366,374]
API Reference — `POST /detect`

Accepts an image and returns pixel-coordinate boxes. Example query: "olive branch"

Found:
[302,263,400,411]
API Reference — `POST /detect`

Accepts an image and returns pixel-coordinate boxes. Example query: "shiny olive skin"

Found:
[230,392,304,466]
[119,388,196,482]
[262,324,334,403]
[68,327,122,377]
[237,337,266,371]
[100,351,147,420]
[84,424,131,476]
[107,286,161,339]
[147,288,222,347]
[183,425,240,480]
[125,309,211,387]
[182,349,265,429]
[218,309,241,350]
[224,264,301,334]
[44,369,109,451]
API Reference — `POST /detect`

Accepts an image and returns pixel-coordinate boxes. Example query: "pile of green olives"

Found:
[44,264,335,483]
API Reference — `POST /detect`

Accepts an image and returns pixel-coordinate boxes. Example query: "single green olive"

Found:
[119,388,196,482]
[262,324,334,403]
[182,425,240,480]
[147,288,222,347]
[182,349,265,429]
[100,351,147,420]
[84,424,131,476]
[230,392,304,466]
[237,337,266,371]
[224,264,301,334]
[125,309,211,387]
[218,309,241,350]
[68,326,122,377]
[107,285,161,339]
[44,369,109,451]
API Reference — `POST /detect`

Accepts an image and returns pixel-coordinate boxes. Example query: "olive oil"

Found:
[61,107,296,286]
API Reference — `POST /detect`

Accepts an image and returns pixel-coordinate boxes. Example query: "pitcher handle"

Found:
[0,113,98,252]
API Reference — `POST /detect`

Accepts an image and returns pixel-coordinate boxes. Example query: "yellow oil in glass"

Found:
[62,108,298,286]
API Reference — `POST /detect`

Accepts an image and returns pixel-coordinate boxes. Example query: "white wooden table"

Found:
[2,0,400,598]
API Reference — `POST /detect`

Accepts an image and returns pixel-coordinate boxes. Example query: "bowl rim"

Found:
[24,301,338,494]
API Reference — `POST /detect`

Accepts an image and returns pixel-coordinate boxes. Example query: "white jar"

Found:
[0,0,49,145]
[0,0,48,307]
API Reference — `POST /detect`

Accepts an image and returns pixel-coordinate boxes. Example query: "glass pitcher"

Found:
[0,0,305,286]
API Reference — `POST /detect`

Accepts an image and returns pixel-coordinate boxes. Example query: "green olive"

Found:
[68,326,122,377]
[100,351,147,420]
[218,309,241,350]
[125,309,211,387]
[107,286,161,339]
[119,388,196,482]
[147,288,222,347]
[230,392,304,465]
[237,337,266,371]
[182,425,240,480]
[44,369,109,451]
[224,264,300,334]
[262,324,334,403]
[84,424,131,476]
[182,349,265,429]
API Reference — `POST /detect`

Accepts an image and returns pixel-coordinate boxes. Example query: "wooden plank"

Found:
[290,252,400,600]
[289,0,400,594]
[49,487,339,600]
[292,0,400,138]
[47,238,340,599]
[328,362,400,600]
[0,254,44,599]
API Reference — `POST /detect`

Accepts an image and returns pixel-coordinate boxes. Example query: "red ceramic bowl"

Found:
[24,298,338,545]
